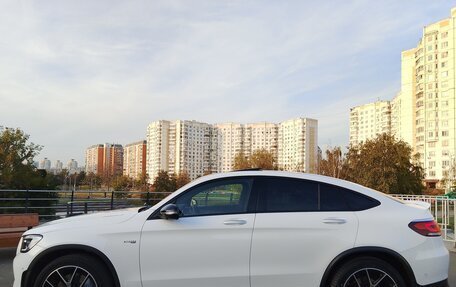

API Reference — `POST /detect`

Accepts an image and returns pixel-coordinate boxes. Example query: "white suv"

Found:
[13,171,449,287]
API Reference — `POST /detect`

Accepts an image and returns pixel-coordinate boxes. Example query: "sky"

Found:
[0,0,455,166]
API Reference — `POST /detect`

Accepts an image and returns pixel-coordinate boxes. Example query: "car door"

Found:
[250,176,359,287]
[140,177,255,287]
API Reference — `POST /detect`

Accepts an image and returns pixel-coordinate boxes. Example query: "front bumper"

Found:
[419,278,448,287]
[13,244,44,287]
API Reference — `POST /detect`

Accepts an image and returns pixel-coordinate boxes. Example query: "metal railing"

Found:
[1,190,455,243]
[391,194,455,243]
[0,189,172,220]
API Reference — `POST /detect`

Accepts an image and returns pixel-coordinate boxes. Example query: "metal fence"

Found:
[391,194,456,243]
[0,189,172,221]
[1,190,455,243]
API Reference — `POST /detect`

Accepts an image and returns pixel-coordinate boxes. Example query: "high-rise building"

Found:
[67,159,78,173]
[411,9,456,185]
[391,49,417,147]
[215,122,278,173]
[123,140,147,180]
[278,118,318,173]
[85,144,123,178]
[146,117,318,182]
[39,158,51,171]
[146,120,218,180]
[55,160,63,173]
[349,7,456,187]
[85,144,104,175]
[349,101,392,146]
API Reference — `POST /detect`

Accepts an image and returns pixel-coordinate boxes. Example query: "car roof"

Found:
[178,170,388,202]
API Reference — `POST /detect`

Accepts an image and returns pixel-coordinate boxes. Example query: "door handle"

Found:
[323,218,347,224]
[223,219,247,226]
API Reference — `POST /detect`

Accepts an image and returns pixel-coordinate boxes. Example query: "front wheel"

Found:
[329,256,406,287]
[34,254,113,287]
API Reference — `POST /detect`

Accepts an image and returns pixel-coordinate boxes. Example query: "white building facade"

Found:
[146,117,318,182]
[123,140,147,180]
[349,101,392,146]
[348,7,456,187]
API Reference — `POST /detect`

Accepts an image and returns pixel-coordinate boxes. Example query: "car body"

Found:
[13,170,449,287]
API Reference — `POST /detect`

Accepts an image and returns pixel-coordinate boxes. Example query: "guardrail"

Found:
[391,194,455,243]
[0,189,172,220]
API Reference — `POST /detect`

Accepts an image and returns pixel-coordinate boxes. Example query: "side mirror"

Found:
[160,204,181,220]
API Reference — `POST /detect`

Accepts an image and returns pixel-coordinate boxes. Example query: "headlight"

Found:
[20,234,42,253]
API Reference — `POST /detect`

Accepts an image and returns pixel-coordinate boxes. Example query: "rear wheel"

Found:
[329,257,406,287]
[33,254,113,287]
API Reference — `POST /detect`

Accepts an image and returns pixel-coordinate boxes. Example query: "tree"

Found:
[136,172,150,192]
[250,149,276,170]
[174,171,191,189]
[233,152,251,170]
[345,133,424,194]
[112,175,133,191]
[0,127,42,189]
[82,172,102,190]
[153,171,176,194]
[233,149,276,170]
[318,146,347,179]
[0,127,58,216]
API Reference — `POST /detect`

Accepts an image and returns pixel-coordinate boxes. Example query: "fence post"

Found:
[84,202,88,214]
[70,186,75,215]
[25,189,29,213]
[146,191,150,205]
[110,191,114,210]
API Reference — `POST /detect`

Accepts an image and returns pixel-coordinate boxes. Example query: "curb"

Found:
[444,241,456,253]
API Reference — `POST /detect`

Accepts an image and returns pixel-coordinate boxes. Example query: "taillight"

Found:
[408,220,441,237]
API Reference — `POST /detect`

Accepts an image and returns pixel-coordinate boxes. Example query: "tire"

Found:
[33,253,113,287]
[329,256,407,287]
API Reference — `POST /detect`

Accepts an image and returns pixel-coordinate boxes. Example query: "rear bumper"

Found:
[419,278,448,287]
[403,237,449,286]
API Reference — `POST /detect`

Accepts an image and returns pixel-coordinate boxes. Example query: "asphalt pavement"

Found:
[1,247,455,287]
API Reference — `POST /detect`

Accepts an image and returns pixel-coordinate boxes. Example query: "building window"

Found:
[442,31,448,38]
[429,171,436,177]
[429,142,436,148]
[442,71,449,78]
[442,42,448,48]
[442,51,448,58]
[442,131,449,137]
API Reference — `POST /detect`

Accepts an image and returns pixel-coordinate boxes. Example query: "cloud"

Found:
[0,0,454,164]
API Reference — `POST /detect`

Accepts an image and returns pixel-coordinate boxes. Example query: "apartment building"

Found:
[349,101,392,146]
[278,118,318,172]
[85,144,104,175]
[349,7,456,186]
[38,158,51,170]
[123,140,147,180]
[146,120,218,181]
[67,159,78,173]
[85,143,123,178]
[146,117,318,182]
[413,9,456,183]
[215,122,278,173]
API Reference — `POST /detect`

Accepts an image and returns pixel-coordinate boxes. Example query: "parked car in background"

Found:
[13,170,449,287]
